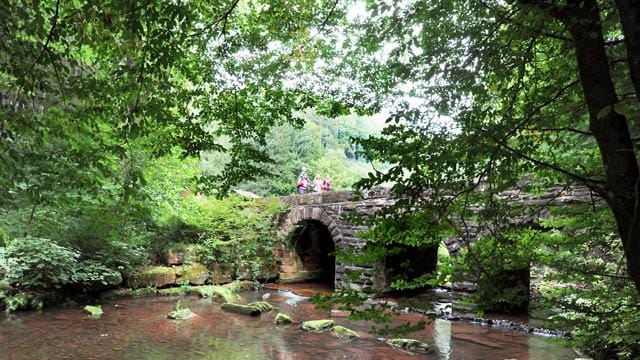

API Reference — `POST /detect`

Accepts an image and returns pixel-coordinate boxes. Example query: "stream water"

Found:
[0,284,579,360]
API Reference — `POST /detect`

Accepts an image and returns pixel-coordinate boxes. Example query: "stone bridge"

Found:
[273,185,598,294]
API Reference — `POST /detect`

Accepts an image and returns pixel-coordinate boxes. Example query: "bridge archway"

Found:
[287,220,336,285]
[276,205,343,288]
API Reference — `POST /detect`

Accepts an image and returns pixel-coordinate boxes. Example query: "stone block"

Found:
[175,263,209,285]
[125,266,176,289]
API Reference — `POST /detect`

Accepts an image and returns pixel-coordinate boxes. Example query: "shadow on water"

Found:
[0,284,579,360]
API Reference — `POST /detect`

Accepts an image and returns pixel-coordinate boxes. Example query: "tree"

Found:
[0,0,345,209]
[338,0,640,297]
[330,0,640,356]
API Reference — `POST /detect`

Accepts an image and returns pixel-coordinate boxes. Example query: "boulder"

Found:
[386,338,431,354]
[275,313,293,325]
[221,303,261,316]
[248,301,273,312]
[221,300,272,316]
[83,305,103,319]
[125,266,176,289]
[167,301,195,320]
[175,263,209,285]
[165,245,200,266]
[208,263,234,284]
[301,319,334,332]
[332,325,360,341]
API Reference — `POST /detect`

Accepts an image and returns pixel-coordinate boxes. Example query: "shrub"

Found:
[1,236,80,292]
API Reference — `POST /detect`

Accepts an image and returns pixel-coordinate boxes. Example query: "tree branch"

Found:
[189,0,240,38]
[481,128,607,194]
[16,0,60,105]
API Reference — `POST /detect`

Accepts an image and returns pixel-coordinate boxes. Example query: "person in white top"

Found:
[312,174,323,193]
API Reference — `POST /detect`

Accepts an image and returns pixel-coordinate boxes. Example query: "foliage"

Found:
[202,109,387,196]
[191,195,285,281]
[0,236,126,310]
[1,237,81,292]
[532,205,640,359]
[320,1,640,358]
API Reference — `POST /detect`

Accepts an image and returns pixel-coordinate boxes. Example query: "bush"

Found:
[1,236,80,292]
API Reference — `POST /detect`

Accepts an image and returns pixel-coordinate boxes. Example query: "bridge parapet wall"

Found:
[275,184,601,292]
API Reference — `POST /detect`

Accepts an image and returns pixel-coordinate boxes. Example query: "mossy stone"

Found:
[220,303,261,316]
[175,263,209,285]
[386,338,431,353]
[332,325,359,341]
[248,301,273,312]
[126,266,176,288]
[167,307,195,320]
[275,313,293,325]
[83,305,103,319]
[301,319,334,332]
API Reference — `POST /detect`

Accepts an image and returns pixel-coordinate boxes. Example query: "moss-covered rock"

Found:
[197,285,237,302]
[83,305,103,319]
[167,307,195,320]
[220,303,261,316]
[332,325,360,341]
[248,301,273,312]
[102,287,159,300]
[275,313,293,325]
[220,299,272,316]
[167,301,195,320]
[165,244,200,266]
[207,262,234,284]
[301,319,334,332]
[175,263,209,285]
[386,338,431,354]
[125,266,176,289]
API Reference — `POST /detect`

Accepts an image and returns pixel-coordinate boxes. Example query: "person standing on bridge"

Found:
[322,174,331,192]
[312,174,323,193]
[297,173,309,194]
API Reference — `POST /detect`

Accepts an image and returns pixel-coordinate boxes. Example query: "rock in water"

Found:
[301,319,334,332]
[332,325,360,341]
[220,303,261,316]
[83,305,103,319]
[386,338,431,354]
[275,313,293,325]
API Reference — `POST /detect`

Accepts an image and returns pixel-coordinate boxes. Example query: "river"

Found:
[0,284,580,359]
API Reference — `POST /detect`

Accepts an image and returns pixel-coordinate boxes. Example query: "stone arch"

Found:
[276,206,342,287]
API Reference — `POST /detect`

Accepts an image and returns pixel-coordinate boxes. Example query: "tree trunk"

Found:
[559,0,640,295]
[615,0,640,100]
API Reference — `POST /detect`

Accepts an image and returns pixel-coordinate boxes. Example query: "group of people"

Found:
[296,167,331,194]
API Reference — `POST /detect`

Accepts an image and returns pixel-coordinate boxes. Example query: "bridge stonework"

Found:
[274,185,598,293]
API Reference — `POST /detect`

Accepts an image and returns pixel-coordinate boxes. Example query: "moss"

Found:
[175,263,209,285]
[386,338,431,353]
[332,325,360,341]
[301,319,334,332]
[126,266,176,289]
[275,313,292,325]
[102,287,159,300]
[83,305,103,319]
[248,301,273,312]
[167,307,195,320]
[196,285,238,302]
[196,281,253,302]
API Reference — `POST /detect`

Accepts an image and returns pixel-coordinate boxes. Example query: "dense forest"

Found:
[1,0,640,358]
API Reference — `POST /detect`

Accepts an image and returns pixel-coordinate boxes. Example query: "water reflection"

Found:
[434,318,452,359]
[0,285,578,360]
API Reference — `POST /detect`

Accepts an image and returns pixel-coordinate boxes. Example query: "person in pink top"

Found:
[322,174,331,192]
[297,173,309,194]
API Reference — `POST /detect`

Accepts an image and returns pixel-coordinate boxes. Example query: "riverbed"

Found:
[0,284,579,359]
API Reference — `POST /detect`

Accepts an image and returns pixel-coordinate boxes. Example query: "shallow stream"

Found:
[0,284,579,360]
